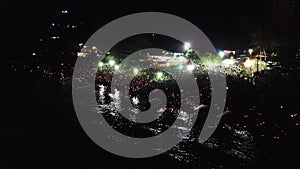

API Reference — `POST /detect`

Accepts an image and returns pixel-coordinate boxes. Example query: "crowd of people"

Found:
[5,45,300,168]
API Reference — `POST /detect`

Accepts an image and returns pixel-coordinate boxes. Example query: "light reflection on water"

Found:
[97,88,256,168]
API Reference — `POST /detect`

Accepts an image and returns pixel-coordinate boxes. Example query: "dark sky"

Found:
[1,0,299,49]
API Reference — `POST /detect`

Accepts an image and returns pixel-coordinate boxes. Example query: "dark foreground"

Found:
[2,62,300,169]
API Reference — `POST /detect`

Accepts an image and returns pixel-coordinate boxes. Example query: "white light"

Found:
[244,59,254,68]
[184,42,191,50]
[132,97,139,106]
[98,62,104,67]
[114,65,120,70]
[222,59,235,67]
[108,60,115,66]
[187,64,195,71]
[133,68,139,75]
[248,49,253,55]
[156,72,163,79]
[218,51,225,58]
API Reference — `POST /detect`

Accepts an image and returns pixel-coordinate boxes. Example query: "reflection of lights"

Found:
[108,60,115,66]
[187,64,195,71]
[77,52,87,57]
[132,97,139,106]
[184,42,191,50]
[291,113,298,118]
[133,68,139,75]
[218,51,225,58]
[114,65,120,70]
[51,36,60,40]
[156,71,163,79]
[92,46,97,50]
[98,62,104,67]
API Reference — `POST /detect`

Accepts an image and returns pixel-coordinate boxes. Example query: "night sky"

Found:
[1,0,299,50]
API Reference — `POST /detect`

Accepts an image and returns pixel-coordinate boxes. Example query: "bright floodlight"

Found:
[114,65,120,70]
[98,61,104,67]
[187,64,195,71]
[133,68,139,75]
[248,49,253,55]
[218,51,225,58]
[108,60,115,66]
[184,42,191,50]
[132,97,139,106]
[156,71,163,79]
